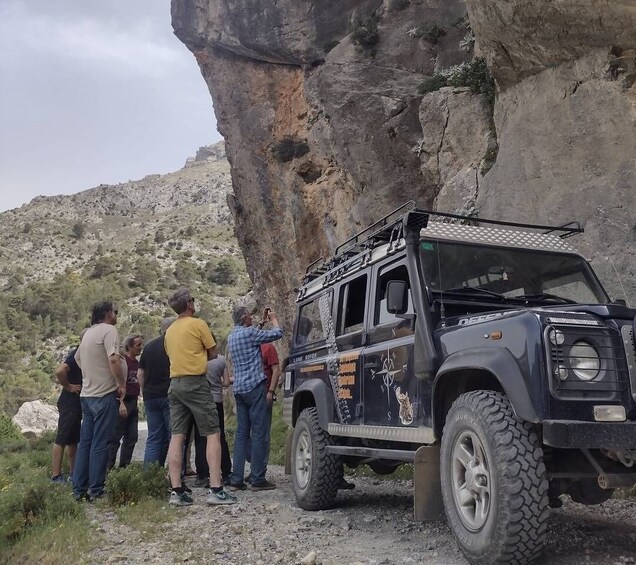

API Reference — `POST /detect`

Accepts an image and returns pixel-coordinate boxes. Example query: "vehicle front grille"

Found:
[621,325,636,401]
[546,324,629,401]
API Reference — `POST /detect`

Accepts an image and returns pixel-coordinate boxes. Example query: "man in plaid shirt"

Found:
[227,305,283,491]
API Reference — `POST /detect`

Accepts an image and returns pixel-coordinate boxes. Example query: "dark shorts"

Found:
[55,404,82,445]
[168,376,219,436]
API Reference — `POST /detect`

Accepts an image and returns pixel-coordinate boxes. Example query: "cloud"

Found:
[1,1,185,78]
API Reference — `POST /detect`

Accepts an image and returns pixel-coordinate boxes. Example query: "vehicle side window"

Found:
[338,275,367,335]
[375,264,414,329]
[295,296,326,346]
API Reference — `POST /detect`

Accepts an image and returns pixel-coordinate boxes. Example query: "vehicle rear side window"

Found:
[295,296,326,346]
[338,275,367,335]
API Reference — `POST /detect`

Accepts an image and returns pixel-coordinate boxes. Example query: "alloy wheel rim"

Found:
[295,429,312,489]
[451,430,492,531]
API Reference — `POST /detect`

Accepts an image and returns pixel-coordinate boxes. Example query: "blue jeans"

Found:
[73,392,118,498]
[231,384,268,485]
[247,386,273,466]
[144,396,171,468]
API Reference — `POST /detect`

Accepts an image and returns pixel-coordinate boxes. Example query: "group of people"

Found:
[51,287,283,507]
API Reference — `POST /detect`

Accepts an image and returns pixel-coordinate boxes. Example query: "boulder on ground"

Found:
[12,400,59,438]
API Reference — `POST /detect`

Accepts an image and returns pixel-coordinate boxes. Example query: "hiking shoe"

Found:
[169,490,194,507]
[50,474,66,484]
[194,477,210,488]
[181,483,193,494]
[250,480,276,491]
[74,492,90,502]
[228,482,247,491]
[206,488,237,505]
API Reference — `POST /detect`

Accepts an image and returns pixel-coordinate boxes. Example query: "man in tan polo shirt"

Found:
[164,287,236,507]
[73,301,126,501]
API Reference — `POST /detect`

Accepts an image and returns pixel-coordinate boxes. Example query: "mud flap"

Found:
[284,429,293,475]
[413,445,445,521]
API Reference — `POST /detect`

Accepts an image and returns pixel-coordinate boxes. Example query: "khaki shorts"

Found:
[168,376,219,436]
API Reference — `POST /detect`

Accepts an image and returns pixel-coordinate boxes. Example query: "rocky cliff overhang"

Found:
[172,0,636,332]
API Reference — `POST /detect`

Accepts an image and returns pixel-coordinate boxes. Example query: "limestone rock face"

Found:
[12,400,59,438]
[172,0,636,325]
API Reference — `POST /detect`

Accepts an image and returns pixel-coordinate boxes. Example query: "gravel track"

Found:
[90,427,636,564]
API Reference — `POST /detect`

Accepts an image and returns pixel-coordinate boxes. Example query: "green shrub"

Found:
[351,17,379,48]
[0,413,23,442]
[104,463,168,506]
[0,481,80,543]
[418,74,448,94]
[418,58,495,105]
[410,22,446,43]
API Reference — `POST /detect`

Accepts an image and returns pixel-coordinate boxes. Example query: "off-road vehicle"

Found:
[282,202,636,564]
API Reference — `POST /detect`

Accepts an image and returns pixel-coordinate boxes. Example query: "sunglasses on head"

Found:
[113,309,119,315]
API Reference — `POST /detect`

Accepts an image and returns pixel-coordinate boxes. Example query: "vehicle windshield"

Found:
[420,240,608,305]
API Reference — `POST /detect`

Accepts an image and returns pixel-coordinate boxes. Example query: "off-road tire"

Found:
[440,391,549,565]
[291,407,342,510]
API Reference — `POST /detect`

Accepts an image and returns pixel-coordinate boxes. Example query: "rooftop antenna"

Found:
[606,256,628,304]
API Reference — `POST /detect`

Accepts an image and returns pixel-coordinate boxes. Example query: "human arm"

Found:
[222,366,230,388]
[264,344,281,406]
[55,362,81,394]
[207,345,218,360]
[108,354,126,398]
[137,367,145,394]
[250,311,283,345]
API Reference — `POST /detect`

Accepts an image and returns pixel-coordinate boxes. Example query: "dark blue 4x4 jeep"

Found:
[283,202,636,564]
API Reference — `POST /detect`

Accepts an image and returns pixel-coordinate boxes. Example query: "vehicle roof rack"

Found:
[302,203,583,285]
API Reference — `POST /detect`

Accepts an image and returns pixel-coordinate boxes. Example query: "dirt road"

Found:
[97,426,636,564]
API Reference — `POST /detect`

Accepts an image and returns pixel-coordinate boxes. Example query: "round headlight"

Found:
[569,341,600,381]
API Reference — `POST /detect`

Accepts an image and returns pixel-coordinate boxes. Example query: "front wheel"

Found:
[291,407,342,510]
[440,391,549,565]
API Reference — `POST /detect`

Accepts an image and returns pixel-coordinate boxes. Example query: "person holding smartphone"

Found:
[227,305,283,491]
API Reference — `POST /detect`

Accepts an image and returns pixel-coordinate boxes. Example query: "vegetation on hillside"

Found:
[0,156,248,417]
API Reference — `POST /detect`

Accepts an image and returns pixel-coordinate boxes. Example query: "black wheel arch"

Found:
[292,378,334,430]
[433,347,540,438]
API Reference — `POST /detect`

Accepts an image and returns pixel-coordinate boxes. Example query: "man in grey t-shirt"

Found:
[202,354,231,484]
[72,301,126,501]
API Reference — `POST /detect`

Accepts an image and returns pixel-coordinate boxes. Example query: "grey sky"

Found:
[0,0,221,213]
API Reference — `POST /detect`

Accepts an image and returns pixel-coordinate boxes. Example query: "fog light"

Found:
[554,365,568,380]
[549,328,565,346]
[593,406,626,422]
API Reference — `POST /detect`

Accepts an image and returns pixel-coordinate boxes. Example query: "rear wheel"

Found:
[291,407,341,510]
[440,391,549,564]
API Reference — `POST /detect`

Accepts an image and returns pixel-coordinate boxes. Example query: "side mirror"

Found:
[386,280,408,314]
[613,299,627,306]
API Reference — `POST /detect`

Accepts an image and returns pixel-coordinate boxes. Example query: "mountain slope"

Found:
[0,142,249,415]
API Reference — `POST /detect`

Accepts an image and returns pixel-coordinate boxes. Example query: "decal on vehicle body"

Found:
[458,312,507,326]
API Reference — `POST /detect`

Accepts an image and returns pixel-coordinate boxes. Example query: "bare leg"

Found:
[67,444,77,475]
[168,433,186,488]
[205,433,222,488]
[52,443,65,476]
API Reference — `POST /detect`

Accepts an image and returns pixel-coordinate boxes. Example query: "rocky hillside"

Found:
[171,0,636,326]
[0,141,234,286]
[0,142,250,415]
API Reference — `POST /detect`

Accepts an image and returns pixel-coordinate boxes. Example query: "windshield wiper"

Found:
[515,293,577,304]
[441,287,507,301]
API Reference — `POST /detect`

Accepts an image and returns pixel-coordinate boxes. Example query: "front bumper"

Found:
[543,420,636,449]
